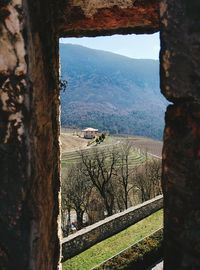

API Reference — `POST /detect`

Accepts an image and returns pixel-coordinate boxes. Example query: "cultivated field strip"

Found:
[61,144,146,167]
[61,134,162,169]
[118,137,162,158]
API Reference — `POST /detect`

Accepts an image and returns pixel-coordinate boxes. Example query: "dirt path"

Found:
[60,132,88,152]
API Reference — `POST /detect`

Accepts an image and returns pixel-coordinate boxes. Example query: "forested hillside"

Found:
[60,43,167,140]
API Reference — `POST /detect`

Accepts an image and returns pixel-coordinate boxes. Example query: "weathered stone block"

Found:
[163,103,200,269]
[160,0,200,102]
[0,1,61,269]
[58,0,159,37]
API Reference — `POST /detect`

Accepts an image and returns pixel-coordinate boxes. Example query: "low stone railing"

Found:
[62,195,163,261]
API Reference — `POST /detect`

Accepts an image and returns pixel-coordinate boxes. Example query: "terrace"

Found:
[62,196,163,261]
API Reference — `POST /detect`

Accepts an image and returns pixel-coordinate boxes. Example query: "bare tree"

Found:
[62,163,92,230]
[133,154,162,203]
[115,140,134,210]
[86,188,105,224]
[147,158,162,197]
[61,177,72,236]
[80,147,119,216]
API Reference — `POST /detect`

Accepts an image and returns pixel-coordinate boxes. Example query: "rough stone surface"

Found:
[58,0,159,37]
[0,0,61,269]
[160,0,200,102]
[62,196,163,261]
[0,0,161,269]
[160,1,200,269]
[162,103,200,269]
[1,0,200,269]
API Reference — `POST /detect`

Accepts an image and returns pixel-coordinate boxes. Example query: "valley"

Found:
[60,44,168,140]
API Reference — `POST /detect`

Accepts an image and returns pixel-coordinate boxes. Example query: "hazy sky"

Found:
[60,33,160,60]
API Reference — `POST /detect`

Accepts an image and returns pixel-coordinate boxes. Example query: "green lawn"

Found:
[62,210,163,270]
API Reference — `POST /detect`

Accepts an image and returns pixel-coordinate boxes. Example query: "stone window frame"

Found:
[1,1,198,269]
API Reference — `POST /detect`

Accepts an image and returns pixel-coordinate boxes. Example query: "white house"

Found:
[83,128,98,139]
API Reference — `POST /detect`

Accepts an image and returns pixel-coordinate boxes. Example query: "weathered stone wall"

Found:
[0,0,161,269]
[0,1,61,269]
[57,0,159,37]
[62,196,163,261]
[1,0,199,269]
[160,0,200,269]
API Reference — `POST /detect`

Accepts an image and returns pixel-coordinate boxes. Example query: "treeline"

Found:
[61,110,164,140]
[61,141,162,236]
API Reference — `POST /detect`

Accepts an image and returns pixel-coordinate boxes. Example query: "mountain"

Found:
[60,43,167,140]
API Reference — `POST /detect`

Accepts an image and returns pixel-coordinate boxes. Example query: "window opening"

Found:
[59,33,165,268]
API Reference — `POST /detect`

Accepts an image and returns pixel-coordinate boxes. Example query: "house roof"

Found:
[82,128,98,132]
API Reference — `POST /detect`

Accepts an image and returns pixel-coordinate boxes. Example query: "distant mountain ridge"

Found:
[60,43,167,140]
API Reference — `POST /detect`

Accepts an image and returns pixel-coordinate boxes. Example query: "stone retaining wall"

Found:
[62,195,163,261]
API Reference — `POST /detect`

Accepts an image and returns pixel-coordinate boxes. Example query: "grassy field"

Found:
[62,210,163,270]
